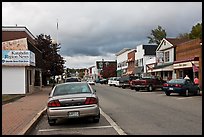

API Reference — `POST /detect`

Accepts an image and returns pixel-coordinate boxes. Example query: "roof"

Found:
[165,38,191,46]
[115,48,132,56]
[143,45,158,55]
[2,26,36,40]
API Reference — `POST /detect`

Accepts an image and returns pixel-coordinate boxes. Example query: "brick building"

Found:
[126,49,136,75]
[173,38,202,89]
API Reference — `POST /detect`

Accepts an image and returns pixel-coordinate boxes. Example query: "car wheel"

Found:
[165,92,170,96]
[185,89,189,97]
[48,118,56,126]
[135,88,139,91]
[93,113,100,123]
[148,85,153,92]
[130,86,134,90]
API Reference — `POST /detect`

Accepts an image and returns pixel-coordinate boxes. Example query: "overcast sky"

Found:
[2,2,202,69]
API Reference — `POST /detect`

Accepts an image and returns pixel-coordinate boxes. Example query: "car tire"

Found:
[165,92,170,96]
[93,113,100,123]
[135,88,139,91]
[48,118,56,126]
[148,85,153,92]
[185,89,189,97]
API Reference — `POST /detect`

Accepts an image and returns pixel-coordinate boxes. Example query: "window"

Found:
[164,51,169,62]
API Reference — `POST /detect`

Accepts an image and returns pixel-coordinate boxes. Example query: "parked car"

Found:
[47,82,100,126]
[87,79,95,85]
[119,75,138,89]
[99,78,108,84]
[130,76,166,91]
[65,77,81,82]
[163,79,200,96]
[108,77,120,86]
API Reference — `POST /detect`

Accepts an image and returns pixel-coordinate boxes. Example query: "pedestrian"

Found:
[194,76,199,85]
[184,74,190,79]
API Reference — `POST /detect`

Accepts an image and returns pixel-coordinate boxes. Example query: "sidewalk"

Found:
[2,86,52,135]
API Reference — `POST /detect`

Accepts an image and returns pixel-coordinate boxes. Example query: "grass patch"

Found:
[2,94,24,102]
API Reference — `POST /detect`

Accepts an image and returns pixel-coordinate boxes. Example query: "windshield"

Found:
[53,83,91,96]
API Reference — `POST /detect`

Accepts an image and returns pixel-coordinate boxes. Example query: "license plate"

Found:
[68,111,79,118]
[169,88,173,90]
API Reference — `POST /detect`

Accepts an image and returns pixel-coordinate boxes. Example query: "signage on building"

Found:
[173,61,199,69]
[2,50,35,66]
[2,38,28,50]
[156,51,164,64]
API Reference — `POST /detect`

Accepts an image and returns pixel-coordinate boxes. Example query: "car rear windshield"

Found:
[65,78,79,82]
[168,79,185,84]
[53,83,92,96]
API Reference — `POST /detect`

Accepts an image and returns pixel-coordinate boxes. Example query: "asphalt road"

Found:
[29,84,202,135]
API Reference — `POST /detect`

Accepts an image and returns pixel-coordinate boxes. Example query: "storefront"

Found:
[173,57,199,80]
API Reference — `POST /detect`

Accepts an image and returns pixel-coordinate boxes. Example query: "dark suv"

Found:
[119,75,138,89]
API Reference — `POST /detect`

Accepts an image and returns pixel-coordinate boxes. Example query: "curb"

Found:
[18,107,47,135]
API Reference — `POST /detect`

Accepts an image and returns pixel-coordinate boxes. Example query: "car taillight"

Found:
[85,97,98,105]
[175,84,182,88]
[48,100,61,107]
[163,83,169,87]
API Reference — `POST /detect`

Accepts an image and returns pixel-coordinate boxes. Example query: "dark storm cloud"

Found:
[2,2,202,68]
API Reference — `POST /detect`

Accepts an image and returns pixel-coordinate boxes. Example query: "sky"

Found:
[2,2,202,69]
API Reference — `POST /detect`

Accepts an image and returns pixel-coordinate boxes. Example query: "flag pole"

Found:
[57,19,58,44]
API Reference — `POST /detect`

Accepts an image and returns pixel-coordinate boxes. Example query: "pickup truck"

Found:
[130,76,166,92]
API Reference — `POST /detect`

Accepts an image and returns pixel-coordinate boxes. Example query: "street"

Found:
[29,84,202,135]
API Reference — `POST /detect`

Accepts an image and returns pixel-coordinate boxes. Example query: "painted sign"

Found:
[2,50,35,66]
[156,51,164,64]
[2,38,28,50]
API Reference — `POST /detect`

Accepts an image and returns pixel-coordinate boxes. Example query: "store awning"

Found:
[151,65,173,72]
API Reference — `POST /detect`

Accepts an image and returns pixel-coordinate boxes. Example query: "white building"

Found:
[2,26,42,94]
[115,48,132,77]
[152,38,190,81]
[135,44,157,77]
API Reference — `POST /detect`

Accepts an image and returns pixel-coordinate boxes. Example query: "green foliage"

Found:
[147,25,167,45]
[189,23,202,39]
[35,34,65,84]
[177,33,189,39]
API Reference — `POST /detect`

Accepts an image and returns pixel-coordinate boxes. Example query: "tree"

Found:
[177,33,189,39]
[189,23,202,39]
[147,25,167,45]
[35,34,65,85]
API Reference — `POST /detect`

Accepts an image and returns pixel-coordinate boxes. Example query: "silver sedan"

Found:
[47,82,100,126]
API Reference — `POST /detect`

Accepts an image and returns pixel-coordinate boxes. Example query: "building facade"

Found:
[135,44,157,77]
[173,38,202,88]
[2,26,43,94]
[152,38,190,81]
[115,48,132,77]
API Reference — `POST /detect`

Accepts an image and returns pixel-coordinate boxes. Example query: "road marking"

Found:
[39,125,113,132]
[177,97,193,100]
[100,108,127,135]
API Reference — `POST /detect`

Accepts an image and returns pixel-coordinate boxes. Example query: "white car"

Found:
[87,79,95,85]
[108,77,120,86]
